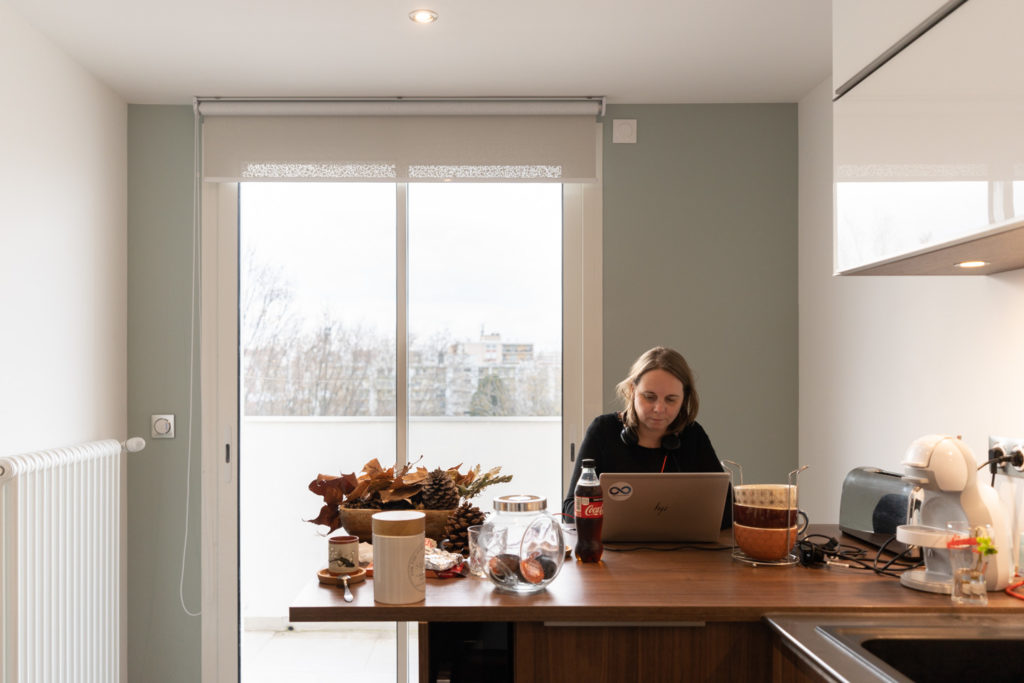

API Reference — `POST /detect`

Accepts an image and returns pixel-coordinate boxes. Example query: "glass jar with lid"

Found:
[482,494,564,593]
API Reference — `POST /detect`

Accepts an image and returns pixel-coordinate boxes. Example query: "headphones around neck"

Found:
[620,426,681,450]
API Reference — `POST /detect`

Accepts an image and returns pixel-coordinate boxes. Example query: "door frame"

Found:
[198,177,602,682]
[200,182,240,682]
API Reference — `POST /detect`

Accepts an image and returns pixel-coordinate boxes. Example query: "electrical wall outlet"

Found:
[988,435,1024,478]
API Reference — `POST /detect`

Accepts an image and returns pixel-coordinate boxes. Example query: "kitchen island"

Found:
[289,526,1022,682]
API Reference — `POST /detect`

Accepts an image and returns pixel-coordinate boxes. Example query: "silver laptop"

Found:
[599,472,730,543]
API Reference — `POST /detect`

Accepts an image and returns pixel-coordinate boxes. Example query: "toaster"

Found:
[839,466,918,554]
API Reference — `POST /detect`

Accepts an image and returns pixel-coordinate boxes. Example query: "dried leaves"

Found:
[306,458,512,532]
[457,465,514,500]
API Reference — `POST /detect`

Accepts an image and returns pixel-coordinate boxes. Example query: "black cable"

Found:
[978,449,1024,487]
[980,449,1023,475]
[798,533,922,578]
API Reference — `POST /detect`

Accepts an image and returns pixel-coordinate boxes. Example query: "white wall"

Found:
[603,105,798,486]
[798,77,1024,528]
[0,0,127,455]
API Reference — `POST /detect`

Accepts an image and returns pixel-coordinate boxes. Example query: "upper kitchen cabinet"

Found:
[833,0,953,96]
[834,0,1024,275]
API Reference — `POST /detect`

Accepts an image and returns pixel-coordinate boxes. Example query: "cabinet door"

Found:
[514,621,771,682]
[834,0,1024,274]
[833,0,951,93]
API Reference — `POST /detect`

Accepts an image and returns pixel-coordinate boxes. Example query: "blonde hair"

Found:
[616,346,699,436]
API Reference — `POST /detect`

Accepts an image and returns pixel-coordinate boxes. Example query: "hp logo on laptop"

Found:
[607,482,633,501]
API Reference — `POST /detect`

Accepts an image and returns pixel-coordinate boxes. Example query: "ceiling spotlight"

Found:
[409,9,438,24]
[954,260,989,269]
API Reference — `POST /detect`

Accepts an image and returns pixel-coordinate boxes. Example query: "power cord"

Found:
[797,533,923,578]
[980,445,1024,486]
[1006,577,1024,601]
[178,109,202,619]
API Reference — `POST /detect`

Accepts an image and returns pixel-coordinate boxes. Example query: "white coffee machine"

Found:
[895,434,1013,593]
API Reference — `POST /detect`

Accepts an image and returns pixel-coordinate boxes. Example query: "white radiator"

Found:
[1,439,129,683]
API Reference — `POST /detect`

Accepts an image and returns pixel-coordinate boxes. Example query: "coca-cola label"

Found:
[575,496,603,519]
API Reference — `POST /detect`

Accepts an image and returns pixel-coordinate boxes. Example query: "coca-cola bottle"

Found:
[573,459,603,562]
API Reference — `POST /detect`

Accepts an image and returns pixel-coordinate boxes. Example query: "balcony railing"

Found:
[240,415,562,626]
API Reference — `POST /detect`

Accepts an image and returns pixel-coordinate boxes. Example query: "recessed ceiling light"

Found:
[954,260,989,269]
[409,9,438,24]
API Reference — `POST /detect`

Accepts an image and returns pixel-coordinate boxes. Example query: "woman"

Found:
[561,346,732,527]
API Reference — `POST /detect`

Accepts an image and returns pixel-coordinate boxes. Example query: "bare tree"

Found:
[241,252,301,416]
[241,250,561,417]
[513,364,561,416]
[241,253,395,416]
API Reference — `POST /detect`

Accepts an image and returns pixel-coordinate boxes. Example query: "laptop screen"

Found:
[599,472,730,543]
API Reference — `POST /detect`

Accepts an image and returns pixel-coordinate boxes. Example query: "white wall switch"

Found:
[612,119,637,144]
[151,414,175,439]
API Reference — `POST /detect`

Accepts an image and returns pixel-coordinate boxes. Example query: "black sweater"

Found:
[561,412,732,528]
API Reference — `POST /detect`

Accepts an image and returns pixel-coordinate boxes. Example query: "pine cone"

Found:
[443,501,487,555]
[421,468,460,510]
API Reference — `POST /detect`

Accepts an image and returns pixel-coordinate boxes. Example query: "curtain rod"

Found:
[195,96,606,118]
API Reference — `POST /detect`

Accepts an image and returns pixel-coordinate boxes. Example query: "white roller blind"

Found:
[198,98,602,183]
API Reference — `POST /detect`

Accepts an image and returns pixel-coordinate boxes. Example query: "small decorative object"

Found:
[482,494,564,594]
[947,522,996,606]
[306,458,512,545]
[443,501,488,554]
[327,534,359,575]
[421,467,461,510]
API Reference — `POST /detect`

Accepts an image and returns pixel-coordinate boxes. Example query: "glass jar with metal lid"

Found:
[482,494,564,593]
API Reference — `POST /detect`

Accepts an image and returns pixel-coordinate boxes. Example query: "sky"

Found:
[239,182,564,352]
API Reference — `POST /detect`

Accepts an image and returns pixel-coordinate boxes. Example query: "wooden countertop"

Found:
[289,525,1023,623]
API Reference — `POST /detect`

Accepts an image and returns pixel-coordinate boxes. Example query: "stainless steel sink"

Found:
[766,613,1024,682]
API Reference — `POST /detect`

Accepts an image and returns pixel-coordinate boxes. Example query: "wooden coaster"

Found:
[317,567,367,586]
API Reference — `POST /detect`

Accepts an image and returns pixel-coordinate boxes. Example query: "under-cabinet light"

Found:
[954,260,989,269]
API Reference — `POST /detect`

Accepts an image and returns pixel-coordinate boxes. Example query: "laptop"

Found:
[599,472,730,543]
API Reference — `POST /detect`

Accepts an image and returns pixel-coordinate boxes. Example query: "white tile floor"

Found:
[241,625,418,683]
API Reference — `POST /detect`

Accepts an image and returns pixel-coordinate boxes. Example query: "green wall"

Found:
[125,103,797,678]
[127,105,200,683]
[602,104,798,484]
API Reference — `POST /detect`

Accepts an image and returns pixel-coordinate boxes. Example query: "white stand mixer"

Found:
[895,434,1013,593]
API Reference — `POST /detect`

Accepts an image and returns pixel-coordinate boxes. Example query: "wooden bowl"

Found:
[340,507,453,542]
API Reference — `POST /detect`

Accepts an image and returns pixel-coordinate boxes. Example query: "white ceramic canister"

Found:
[371,510,426,604]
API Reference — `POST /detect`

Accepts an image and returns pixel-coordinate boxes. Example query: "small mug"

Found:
[328,534,360,575]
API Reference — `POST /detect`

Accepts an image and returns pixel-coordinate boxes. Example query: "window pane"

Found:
[240,183,397,419]
[238,183,398,681]
[407,183,563,509]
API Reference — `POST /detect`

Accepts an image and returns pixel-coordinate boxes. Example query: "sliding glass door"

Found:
[234,182,566,681]
[406,184,564,508]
